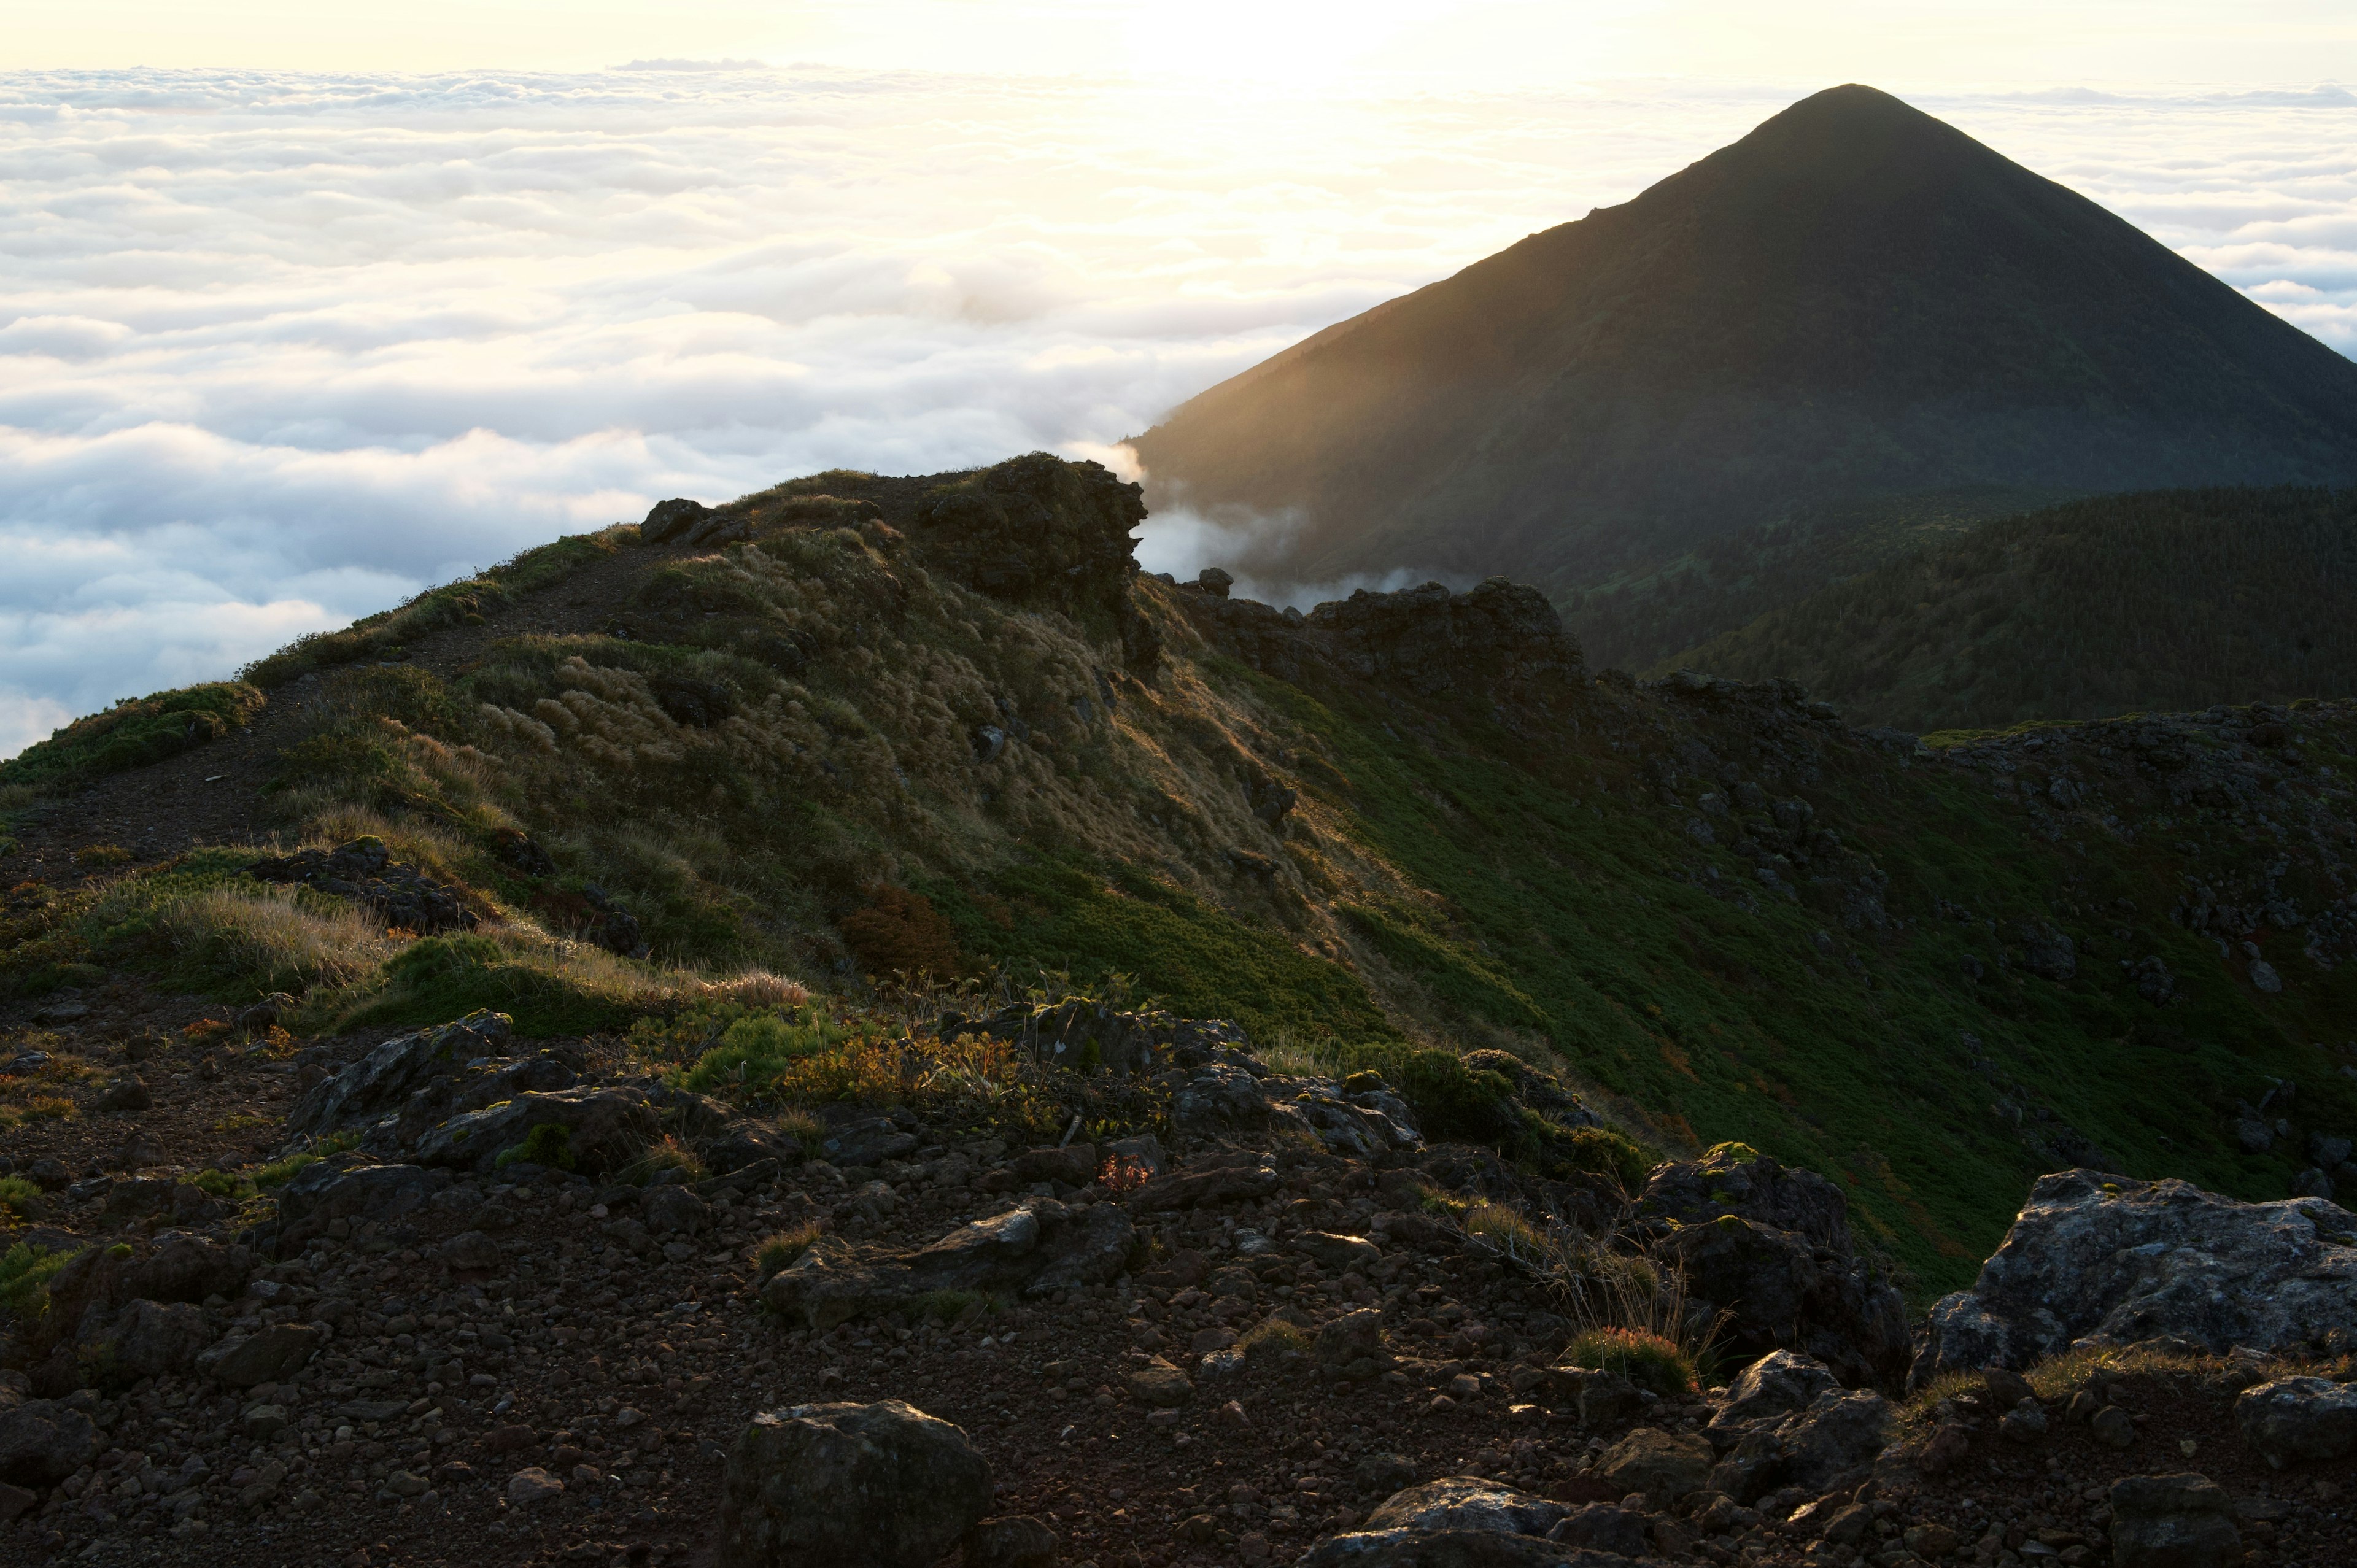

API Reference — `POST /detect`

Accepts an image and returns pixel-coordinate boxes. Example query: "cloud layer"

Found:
[4,68,2355,755]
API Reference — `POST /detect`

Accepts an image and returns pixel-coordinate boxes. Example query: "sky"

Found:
[6,4,2357,758]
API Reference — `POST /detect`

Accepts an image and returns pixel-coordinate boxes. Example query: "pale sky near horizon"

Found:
[12,0,2357,88]
[6,4,2357,757]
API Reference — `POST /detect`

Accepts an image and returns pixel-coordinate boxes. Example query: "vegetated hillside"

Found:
[1565,485,2079,671]
[1126,85,2357,660]
[1658,487,2357,735]
[5,456,2356,1301]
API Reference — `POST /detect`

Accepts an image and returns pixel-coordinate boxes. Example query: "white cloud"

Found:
[3,68,2357,757]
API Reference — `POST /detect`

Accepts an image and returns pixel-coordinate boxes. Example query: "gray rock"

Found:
[1911,1171,2357,1384]
[0,1399,98,1484]
[760,1201,1135,1329]
[411,1087,660,1175]
[1636,1145,1908,1386]
[1547,1504,1649,1557]
[1300,1529,1635,1566]
[1708,1389,1892,1502]
[1295,1232,1383,1272]
[202,1323,322,1387]
[2091,1404,2137,1449]
[962,1514,1059,1568]
[36,1234,254,1347]
[93,1298,212,1378]
[1999,1402,2049,1442]
[2016,922,2077,981]
[2110,1473,2239,1568]
[2312,1133,2354,1169]
[718,1400,992,1568]
[1315,1307,1388,1367]
[643,1184,713,1236]
[275,1162,451,1246]
[1124,1358,1193,1407]
[1363,1478,1567,1537]
[2234,1377,2357,1467]
[1595,1427,1713,1505]
[819,1116,918,1168]
[441,1230,501,1270]
[1707,1350,1838,1442]
[286,1010,513,1136]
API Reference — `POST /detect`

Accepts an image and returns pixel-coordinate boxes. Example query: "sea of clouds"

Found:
[3,68,2355,757]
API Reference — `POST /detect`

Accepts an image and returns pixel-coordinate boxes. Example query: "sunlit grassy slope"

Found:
[7,455,2355,1300]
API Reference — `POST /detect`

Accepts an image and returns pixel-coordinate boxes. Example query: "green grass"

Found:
[753,1223,824,1282]
[0,1242,77,1325]
[495,1122,577,1172]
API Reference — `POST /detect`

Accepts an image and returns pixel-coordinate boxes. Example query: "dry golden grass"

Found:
[158,885,395,994]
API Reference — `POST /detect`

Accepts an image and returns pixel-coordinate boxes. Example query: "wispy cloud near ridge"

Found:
[3,69,2355,756]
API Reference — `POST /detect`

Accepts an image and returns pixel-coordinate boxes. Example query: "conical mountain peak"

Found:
[1128,87,2357,662]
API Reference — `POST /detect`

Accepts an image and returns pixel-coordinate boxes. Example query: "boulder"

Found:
[442,1230,502,1271]
[1316,1308,1388,1368]
[285,1010,513,1136]
[91,1298,212,1378]
[411,1087,660,1175]
[760,1202,1134,1330]
[1364,1478,1567,1538]
[33,1234,253,1354]
[1128,1162,1280,1213]
[818,1115,919,1168]
[1708,1350,1839,1442]
[201,1323,322,1387]
[1708,1389,1893,1502]
[963,1515,1060,1568]
[1911,1171,2357,1384]
[1546,1504,1650,1557]
[1595,1427,1714,1505]
[2234,1377,2357,1467]
[506,1467,565,1504]
[1296,1232,1383,1272]
[2109,1473,2240,1568]
[1124,1358,1193,1407]
[643,1185,713,1236]
[718,1400,993,1568]
[274,1162,451,1247]
[0,1399,98,1485]
[1634,1145,1909,1386]
[1300,1529,1633,1566]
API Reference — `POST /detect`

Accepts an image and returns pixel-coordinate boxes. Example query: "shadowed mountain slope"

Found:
[1128,86,2357,666]
[1659,485,2357,735]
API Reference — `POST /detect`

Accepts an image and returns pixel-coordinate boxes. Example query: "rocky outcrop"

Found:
[33,1234,252,1361]
[1298,1476,1638,1567]
[718,1400,993,1568]
[1911,1170,2357,1384]
[911,454,1160,673]
[270,1160,451,1249]
[285,1010,516,1138]
[410,1086,662,1176]
[761,1199,1136,1330]
[1634,1145,1910,1386]
[0,1400,99,1486]
[248,836,479,936]
[1304,579,1583,699]
[1706,1350,1840,1442]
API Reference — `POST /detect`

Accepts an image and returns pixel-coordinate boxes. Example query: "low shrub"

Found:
[0,1242,75,1324]
[74,844,133,869]
[838,886,962,979]
[1563,1326,1698,1399]
[496,1122,576,1172]
[0,1175,43,1216]
[622,1135,705,1186]
[753,1222,824,1282]
[1238,1316,1310,1361]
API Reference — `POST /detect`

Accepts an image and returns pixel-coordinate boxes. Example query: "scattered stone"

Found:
[442,1229,501,1270]
[2091,1404,2138,1449]
[718,1400,993,1568]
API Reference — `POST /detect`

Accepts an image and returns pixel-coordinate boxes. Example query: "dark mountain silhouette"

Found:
[1127,85,2357,664]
